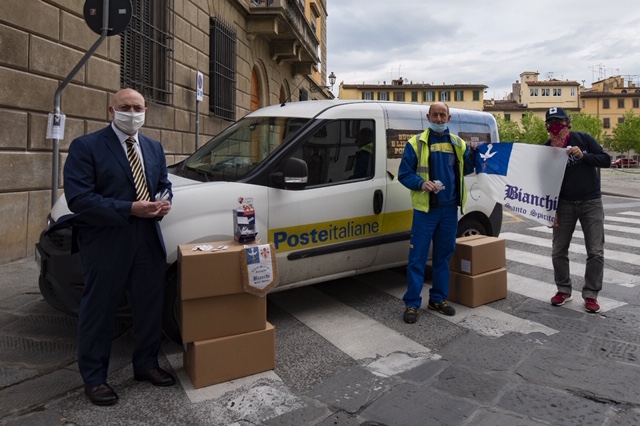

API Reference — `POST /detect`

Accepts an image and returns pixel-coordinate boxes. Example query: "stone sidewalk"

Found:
[600,167,640,199]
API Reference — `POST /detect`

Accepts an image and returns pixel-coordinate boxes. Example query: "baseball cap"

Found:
[545,107,568,122]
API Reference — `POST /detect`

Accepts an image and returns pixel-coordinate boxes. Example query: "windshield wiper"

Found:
[196,168,210,182]
[184,166,211,182]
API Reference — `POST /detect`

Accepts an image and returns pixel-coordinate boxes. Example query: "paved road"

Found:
[1,168,640,425]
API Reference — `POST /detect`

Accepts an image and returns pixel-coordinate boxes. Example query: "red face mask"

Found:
[547,123,567,137]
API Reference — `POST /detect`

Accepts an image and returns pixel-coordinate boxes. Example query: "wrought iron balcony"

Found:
[246,0,320,75]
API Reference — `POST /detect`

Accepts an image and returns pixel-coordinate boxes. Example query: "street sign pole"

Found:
[48,0,132,206]
[195,71,204,150]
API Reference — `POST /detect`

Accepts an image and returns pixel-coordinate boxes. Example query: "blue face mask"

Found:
[429,122,447,133]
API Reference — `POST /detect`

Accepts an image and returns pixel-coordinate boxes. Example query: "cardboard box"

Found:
[450,236,506,275]
[178,241,259,300]
[448,267,507,308]
[184,322,275,389]
[455,235,485,244]
[180,292,266,343]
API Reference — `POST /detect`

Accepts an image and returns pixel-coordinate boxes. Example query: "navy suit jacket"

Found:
[61,125,172,255]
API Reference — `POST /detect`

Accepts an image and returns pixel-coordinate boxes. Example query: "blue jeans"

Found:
[552,198,604,299]
[403,204,458,309]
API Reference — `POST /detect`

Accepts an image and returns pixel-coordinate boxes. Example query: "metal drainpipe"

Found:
[51,0,111,206]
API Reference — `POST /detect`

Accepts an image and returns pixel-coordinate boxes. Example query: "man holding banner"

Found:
[470,107,610,314]
[543,107,611,314]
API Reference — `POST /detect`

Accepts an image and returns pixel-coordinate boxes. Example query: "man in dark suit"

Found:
[64,88,175,406]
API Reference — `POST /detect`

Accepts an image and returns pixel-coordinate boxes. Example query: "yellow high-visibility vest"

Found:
[408,129,467,213]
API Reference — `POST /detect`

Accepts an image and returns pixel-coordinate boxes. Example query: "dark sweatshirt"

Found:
[544,132,611,201]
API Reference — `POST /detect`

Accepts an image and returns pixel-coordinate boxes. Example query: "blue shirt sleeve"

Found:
[398,141,424,190]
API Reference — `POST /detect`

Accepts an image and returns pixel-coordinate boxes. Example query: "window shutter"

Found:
[120,0,174,105]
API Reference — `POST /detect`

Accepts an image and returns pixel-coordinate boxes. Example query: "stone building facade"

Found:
[0,0,329,264]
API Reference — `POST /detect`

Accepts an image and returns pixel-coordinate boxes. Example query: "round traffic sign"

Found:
[83,0,133,36]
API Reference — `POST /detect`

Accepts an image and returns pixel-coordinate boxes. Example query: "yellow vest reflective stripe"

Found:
[358,143,374,154]
[408,129,468,213]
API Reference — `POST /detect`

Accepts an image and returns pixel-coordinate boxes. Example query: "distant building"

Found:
[486,71,580,123]
[482,100,530,123]
[338,78,487,111]
[580,75,640,139]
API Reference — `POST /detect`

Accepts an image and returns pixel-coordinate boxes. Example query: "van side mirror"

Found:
[270,158,308,190]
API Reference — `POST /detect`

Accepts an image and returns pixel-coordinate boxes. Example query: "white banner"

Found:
[473,143,567,226]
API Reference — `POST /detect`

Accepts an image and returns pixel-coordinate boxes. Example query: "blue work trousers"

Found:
[552,198,604,299]
[403,204,458,309]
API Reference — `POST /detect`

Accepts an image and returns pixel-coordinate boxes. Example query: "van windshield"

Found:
[176,116,310,181]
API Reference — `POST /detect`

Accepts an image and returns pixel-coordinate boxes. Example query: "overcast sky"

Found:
[326,0,640,100]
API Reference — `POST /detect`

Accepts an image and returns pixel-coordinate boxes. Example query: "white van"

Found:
[36,100,502,341]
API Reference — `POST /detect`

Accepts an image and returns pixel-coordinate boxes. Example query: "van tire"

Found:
[38,274,76,316]
[457,216,487,237]
[162,264,182,345]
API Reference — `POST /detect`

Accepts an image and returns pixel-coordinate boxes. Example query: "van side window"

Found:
[291,119,375,186]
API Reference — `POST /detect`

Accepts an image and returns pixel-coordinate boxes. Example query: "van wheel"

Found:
[162,264,182,345]
[457,217,487,238]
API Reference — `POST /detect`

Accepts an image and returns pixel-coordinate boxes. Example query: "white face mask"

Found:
[429,122,448,133]
[113,111,145,135]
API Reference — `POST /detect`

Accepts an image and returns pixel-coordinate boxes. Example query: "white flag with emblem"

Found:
[473,142,568,226]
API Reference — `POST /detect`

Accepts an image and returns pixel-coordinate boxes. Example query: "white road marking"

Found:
[507,272,627,312]
[361,270,558,337]
[268,286,433,360]
[606,215,640,225]
[501,232,640,265]
[164,346,283,403]
[604,223,640,235]
[225,385,305,422]
[506,247,639,287]
[529,225,640,248]
[367,352,433,377]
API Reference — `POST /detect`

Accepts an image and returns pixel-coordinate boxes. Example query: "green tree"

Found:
[569,112,604,143]
[520,111,548,145]
[611,110,640,158]
[494,114,522,142]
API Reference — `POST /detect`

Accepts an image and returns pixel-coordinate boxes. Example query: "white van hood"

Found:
[50,173,201,221]
[168,173,201,189]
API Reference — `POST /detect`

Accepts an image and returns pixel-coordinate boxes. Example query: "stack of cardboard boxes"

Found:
[448,235,507,308]
[178,241,275,389]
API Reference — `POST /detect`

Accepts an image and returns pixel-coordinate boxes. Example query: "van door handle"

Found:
[373,189,383,214]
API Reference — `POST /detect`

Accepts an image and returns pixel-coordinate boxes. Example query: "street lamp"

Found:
[310,71,337,92]
[328,71,336,90]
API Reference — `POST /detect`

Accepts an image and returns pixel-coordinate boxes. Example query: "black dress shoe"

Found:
[84,383,119,406]
[134,367,176,387]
